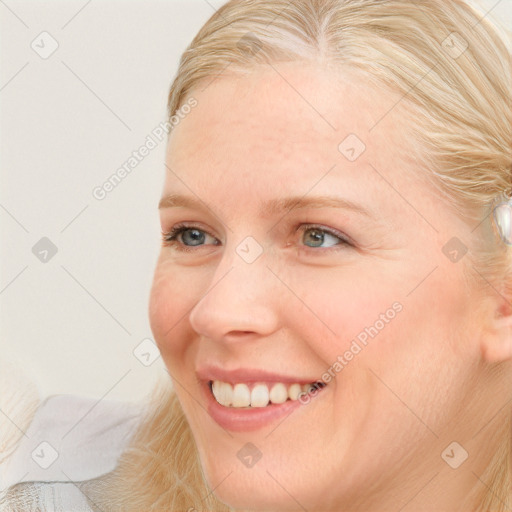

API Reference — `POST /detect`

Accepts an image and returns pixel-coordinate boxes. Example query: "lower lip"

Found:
[202,381,326,432]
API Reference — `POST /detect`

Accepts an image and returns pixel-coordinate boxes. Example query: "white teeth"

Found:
[232,383,251,407]
[288,383,302,400]
[269,383,288,404]
[302,383,314,393]
[210,380,324,408]
[212,380,233,407]
[251,384,270,407]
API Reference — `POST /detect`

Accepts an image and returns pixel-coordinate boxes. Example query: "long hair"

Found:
[84,377,232,511]
[97,1,512,510]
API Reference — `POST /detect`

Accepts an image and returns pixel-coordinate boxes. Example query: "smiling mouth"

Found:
[208,380,326,408]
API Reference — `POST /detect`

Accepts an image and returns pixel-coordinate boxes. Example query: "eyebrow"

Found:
[159,194,374,219]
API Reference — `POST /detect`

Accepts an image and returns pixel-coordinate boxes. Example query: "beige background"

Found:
[1,0,511,403]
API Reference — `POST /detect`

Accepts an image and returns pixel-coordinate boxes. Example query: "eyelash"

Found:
[161,222,353,254]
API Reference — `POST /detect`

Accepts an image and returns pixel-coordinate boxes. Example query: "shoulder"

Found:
[0,392,146,491]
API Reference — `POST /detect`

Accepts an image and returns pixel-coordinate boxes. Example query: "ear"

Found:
[480,297,512,363]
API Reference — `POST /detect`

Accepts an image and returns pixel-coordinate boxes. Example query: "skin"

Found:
[149,62,512,511]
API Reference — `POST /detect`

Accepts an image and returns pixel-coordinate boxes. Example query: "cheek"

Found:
[148,256,205,360]
[308,254,473,370]
[282,267,404,364]
[356,266,478,425]
[295,261,474,415]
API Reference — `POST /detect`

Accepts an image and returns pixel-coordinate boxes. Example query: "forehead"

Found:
[168,62,419,171]
[164,62,431,219]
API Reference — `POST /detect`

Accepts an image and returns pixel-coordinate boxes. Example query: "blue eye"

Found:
[175,228,206,246]
[162,224,219,251]
[162,223,352,252]
[301,226,348,248]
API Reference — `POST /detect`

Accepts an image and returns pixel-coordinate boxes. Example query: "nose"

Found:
[188,248,281,343]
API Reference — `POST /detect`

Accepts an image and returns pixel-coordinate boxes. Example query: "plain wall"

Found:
[1,0,511,403]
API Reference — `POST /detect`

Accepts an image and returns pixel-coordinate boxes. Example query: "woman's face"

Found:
[150,63,488,511]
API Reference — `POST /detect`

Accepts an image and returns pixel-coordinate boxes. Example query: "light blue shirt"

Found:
[0,394,145,511]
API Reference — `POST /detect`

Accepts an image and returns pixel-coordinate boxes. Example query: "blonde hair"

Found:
[98,1,512,510]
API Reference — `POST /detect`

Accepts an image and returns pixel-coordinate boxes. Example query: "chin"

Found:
[201,467,300,512]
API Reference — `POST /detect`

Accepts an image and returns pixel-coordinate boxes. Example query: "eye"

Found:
[299,224,351,250]
[161,223,352,253]
[162,223,219,252]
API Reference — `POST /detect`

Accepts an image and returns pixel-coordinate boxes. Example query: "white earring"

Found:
[493,192,512,245]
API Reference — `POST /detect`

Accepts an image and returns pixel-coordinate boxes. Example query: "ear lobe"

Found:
[481,315,512,363]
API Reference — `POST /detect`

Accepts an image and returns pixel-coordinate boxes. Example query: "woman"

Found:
[2,0,511,510]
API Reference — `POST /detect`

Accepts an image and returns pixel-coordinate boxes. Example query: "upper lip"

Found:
[196,365,322,385]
